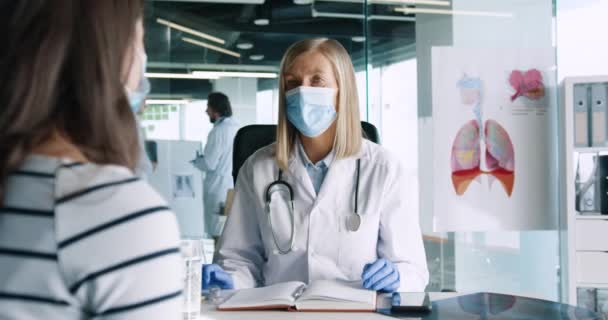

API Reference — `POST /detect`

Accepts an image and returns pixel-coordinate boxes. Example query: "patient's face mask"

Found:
[285,86,337,138]
[125,52,150,114]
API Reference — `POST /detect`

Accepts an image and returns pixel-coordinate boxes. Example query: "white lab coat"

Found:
[216,139,429,292]
[195,117,240,237]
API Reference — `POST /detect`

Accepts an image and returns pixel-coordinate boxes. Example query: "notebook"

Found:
[218,280,377,312]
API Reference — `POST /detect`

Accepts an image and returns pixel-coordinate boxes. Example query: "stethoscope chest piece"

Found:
[346,212,362,232]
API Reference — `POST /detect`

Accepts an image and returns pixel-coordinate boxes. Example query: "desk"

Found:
[199,292,603,320]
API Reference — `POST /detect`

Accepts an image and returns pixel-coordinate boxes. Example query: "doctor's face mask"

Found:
[283,50,339,137]
[285,86,337,137]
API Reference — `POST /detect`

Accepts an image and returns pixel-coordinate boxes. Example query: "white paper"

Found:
[432,47,556,231]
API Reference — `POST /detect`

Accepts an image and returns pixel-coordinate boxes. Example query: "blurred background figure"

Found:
[192,92,240,238]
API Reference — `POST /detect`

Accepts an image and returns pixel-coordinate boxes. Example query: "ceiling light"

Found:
[236,42,254,50]
[395,7,513,18]
[156,18,225,45]
[254,18,270,26]
[352,36,366,42]
[250,54,265,61]
[182,37,242,58]
[145,72,219,80]
[146,99,190,105]
[294,0,313,4]
[192,71,277,78]
[371,0,450,5]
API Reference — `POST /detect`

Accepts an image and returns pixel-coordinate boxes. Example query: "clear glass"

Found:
[365,0,561,300]
[180,239,204,320]
[144,1,366,240]
[144,0,565,304]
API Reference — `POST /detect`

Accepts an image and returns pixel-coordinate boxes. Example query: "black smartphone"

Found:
[390,292,432,314]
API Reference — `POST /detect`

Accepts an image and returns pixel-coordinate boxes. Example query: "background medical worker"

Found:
[192,92,240,237]
[203,38,428,293]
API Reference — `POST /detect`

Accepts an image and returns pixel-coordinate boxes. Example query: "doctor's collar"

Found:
[213,116,227,125]
[286,136,367,169]
[296,137,335,169]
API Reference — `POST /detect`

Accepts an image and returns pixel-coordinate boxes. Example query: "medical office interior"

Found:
[11,0,608,317]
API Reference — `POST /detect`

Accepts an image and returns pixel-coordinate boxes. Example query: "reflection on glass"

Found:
[379,293,602,320]
[143,0,565,300]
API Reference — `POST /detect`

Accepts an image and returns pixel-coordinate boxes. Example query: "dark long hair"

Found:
[0,1,144,199]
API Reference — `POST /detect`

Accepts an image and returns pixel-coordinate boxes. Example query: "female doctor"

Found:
[203,38,428,293]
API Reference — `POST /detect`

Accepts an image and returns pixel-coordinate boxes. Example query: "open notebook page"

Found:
[218,281,305,310]
[295,280,376,311]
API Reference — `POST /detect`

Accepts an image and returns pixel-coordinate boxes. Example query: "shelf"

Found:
[574,147,608,153]
[577,215,608,220]
[578,283,608,289]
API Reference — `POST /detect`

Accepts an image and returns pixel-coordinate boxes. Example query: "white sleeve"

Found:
[214,159,266,289]
[200,128,222,171]
[377,161,429,292]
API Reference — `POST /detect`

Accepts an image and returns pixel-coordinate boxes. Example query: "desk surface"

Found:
[199,292,603,320]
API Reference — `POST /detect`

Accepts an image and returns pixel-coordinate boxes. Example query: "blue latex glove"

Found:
[202,264,234,290]
[361,258,400,292]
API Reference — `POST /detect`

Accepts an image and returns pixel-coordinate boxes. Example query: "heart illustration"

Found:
[509,69,545,101]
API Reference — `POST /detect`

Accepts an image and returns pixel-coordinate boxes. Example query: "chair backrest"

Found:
[232,121,380,183]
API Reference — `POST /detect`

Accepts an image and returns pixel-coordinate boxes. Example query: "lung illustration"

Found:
[484,120,515,196]
[451,120,482,195]
[450,75,515,197]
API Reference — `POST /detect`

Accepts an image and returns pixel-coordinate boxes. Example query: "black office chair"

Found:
[232,121,380,183]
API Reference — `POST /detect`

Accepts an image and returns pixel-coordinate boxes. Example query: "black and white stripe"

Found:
[88,290,182,317]
[0,247,57,260]
[10,170,55,179]
[56,177,140,204]
[0,206,54,217]
[0,292,70,306]
[58,206,170,250]
[69,247,179,293]
[1,155,182,319]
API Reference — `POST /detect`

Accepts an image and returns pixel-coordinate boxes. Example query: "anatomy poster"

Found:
[432,47,556,231]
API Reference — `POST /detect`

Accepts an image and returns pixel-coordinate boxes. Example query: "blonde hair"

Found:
[275,38,362,171]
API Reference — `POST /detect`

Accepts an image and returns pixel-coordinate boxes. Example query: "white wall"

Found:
[557,0,608,81]
[183,100,213,143]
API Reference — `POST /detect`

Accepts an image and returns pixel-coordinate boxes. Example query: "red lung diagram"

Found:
[450,119,515,197]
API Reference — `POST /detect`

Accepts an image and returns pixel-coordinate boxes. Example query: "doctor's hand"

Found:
[202,264,234,290]
[361,258,400,292]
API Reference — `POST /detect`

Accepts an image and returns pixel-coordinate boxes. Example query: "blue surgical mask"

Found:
[285,86,337,137]
[125,53,150,114]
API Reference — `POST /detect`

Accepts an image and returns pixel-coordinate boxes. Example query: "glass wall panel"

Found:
[143,0,366,239]
[365,0,560,299]
[142,0,563,301]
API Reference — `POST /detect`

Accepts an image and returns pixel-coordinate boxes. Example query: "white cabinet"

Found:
[577,252,608,284]
[576,220,608,251]
[562,76,608,306]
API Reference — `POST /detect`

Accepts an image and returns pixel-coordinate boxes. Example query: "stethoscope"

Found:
[264,159,362,255]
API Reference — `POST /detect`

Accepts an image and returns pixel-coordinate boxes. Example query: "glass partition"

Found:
[142,0,366,243]
[143,0,563,302]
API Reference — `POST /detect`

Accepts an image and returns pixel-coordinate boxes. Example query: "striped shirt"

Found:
[0,155,182,319]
